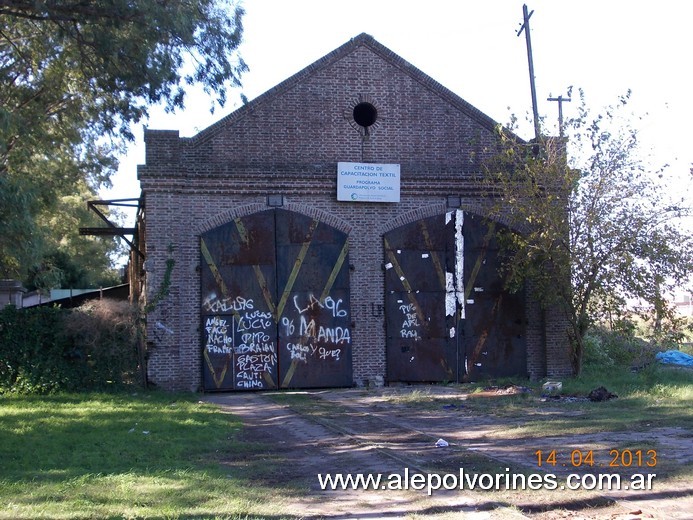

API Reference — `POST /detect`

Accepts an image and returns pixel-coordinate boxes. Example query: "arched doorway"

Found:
[384,210,527,382]
[200,209,352,391]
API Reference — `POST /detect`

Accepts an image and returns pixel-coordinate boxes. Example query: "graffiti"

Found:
[289,293,351,345]
[203,310,276,388]
[202,293,254,313]
[292,294,347,318]
[201,209,352,390]
[286,342,311,361]
[237,310,272,331]
[240,331,271,346]
[204,316,234,354]
[236,372,264,389]
[234,308,275,388]
[324,297,348,317]
[280,316,295,335]
[398,303,421,339]
[156,321,174,335]
[281,314,350,363]
[237,353,276,373]
[370,303,384,317]
[285,343,342,363]
[298,315,351,344]
[281,292,351,365]
[319,347,341,361]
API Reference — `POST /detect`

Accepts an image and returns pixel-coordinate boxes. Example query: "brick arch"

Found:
[379,201,525,235]
[284,202,353,235]
[455,200,529,233]
[197,203,353,236]
[379,203,447,235]
[196,203,267,234]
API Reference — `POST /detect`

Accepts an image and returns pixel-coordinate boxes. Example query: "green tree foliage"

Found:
[483,90,693,374]
[0,0,246,282]
[24,180,125,290]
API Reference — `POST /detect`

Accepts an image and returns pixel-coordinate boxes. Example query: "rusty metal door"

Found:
[200,209,351,391]
[459,212,527,381]
[201,210,278,391]
[275,210,352,388]
[384,210,526,383]
[384,214,458,382]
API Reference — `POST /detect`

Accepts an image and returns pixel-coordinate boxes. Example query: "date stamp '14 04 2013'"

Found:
[535,449,657,468]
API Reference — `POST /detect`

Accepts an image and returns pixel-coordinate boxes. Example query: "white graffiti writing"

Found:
[293,294,348,318]
[299,315,351,344]
[205,316,234,354]
[287,343,311,361]
[236,372,264,389]
[234,309,275,388]
[237,353,276,373]
[319,347,341,361]
[398,303,421,340]
[204,305,276,389]
[281,316,295,335]
[288,293,351,347]
[234,343,275,354]
[241,331,270,345]
[237,310,272,331]
[205,288,351,386]
[202,294,254,313]
[285,343,342,363]
[401,314,420,328]
[235,327,274,355]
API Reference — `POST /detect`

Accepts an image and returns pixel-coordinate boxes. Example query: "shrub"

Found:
[0,305,72,393]
[63,299,141,389]
[0,300,141,393]
[582,325,661,370]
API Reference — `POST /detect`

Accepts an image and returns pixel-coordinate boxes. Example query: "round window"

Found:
[352,102,378,128]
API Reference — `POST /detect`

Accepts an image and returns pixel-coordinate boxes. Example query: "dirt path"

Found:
[206,391,488,519]
[205,387,692,519]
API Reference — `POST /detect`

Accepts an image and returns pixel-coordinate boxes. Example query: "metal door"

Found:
[459,213,527,380]
[384,214,457,382]
[200,209,351,391]
[275,210,352,388]
[384,210,527,383]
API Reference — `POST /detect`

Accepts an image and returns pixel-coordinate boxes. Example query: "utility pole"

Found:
[547,94,571,137]
[517,4,540,140]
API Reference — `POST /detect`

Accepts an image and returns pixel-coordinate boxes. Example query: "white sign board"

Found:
[337,162,400,203]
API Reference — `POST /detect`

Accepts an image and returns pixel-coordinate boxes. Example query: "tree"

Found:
[24,180,125,291]
[482,90,693,374]
[0,0,247,282]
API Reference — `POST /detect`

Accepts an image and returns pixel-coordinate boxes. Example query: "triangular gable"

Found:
[191,33,500,144]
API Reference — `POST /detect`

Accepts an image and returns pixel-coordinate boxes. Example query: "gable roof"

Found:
[190,33,501,144]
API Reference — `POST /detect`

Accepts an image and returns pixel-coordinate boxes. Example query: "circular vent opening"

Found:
[353,102,378,128]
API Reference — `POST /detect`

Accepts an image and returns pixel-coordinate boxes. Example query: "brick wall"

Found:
[138,34,572,391]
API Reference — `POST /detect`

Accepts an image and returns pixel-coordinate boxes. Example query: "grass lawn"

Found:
[0,363,690,518]
[0,392,294,520]
[381,364,693,434]
[376,364,693,482]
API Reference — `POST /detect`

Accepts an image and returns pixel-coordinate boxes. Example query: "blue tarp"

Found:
[655,350,693,367]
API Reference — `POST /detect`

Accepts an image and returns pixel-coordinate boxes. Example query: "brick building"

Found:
[138,33,572,392]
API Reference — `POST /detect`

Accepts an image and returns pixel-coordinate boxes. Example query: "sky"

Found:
[104,0,693,233]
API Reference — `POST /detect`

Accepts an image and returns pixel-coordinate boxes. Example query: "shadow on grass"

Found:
[0,392,301,518]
